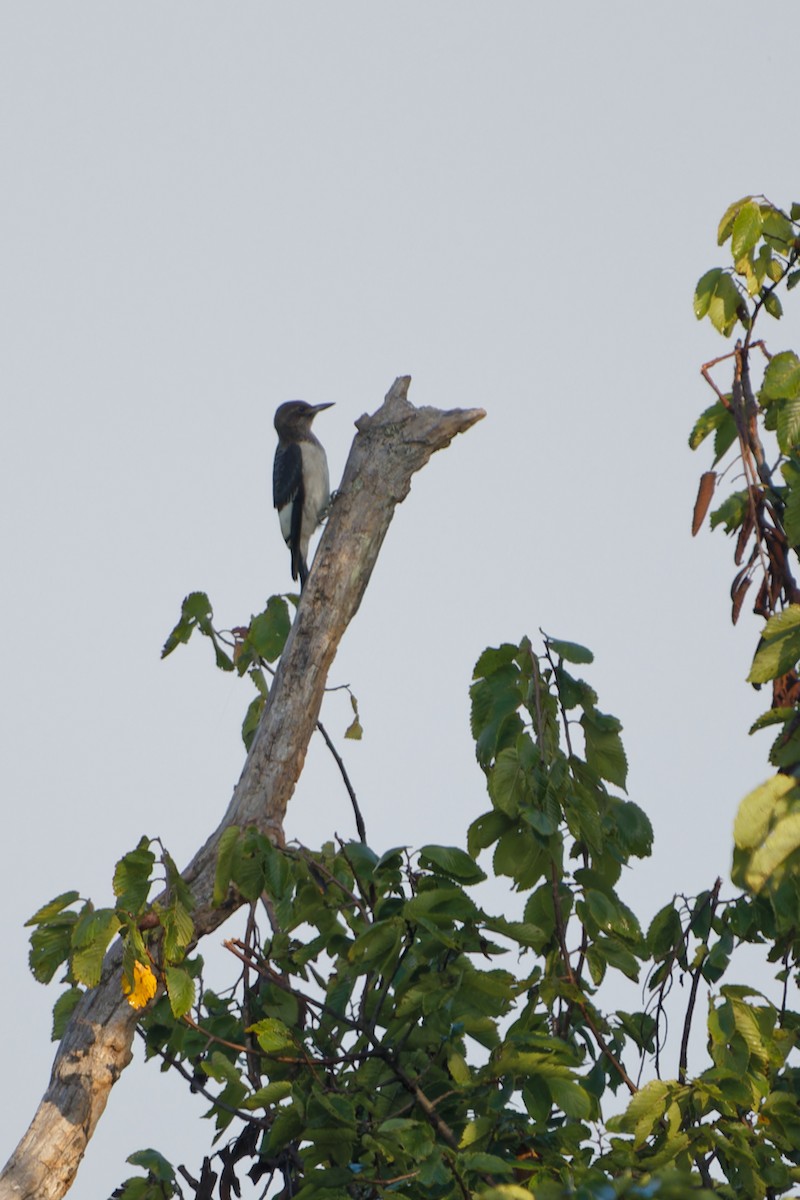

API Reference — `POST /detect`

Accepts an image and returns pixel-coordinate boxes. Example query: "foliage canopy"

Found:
[24,196,800,1199]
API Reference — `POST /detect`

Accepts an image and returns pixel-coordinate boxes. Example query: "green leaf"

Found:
[113,844,156,913]
[403,884,479,926]
[545,636,594,665]
[524,880,572,940]
[488,744,533,817]
[202,1050,243,1086]
[608,1077,670,1140]
[762,206,795,252]
[735,250,761,298]
[748,606,800,683]
[247,595,292,663]
[708,272,744,337]
[763,351,800,401]
[764,291,784,320]
[241,1080,293,1109]
[418,844,487,884]
[26,891,81,926]
[777,396,800,453]
[470,650,525,768]
[525,806,558,836]
[126,1149,176,1185]
[688,401,730,451]
[241,694,265,750]
[743,810,800,895]
[553,667,597,711]
[749,706,795,734]
[460,1152,514,1177]
[731,200,763,261]
[467,809,512,856]
[713,408,739,463]
[162,901,194,962]
[72,909,122,988]
[112,1179,151,1200]
[447,1050,472,1086]
[647,903,684,959]
[582,889,626,936]
[29,915,77,983]
[348,917,404,972]
[164,965,195,1019]
[476,1188,532,1200]
[493,827,548,888]
[548,1076,592,1120]
[611,798,653,859]
[51,986,83,1040]
[581,709,627,789]
[782,461,800,547]
[694,267,722,319]
[594,937,641,981]
[718,196,754,245]
[213,825,241,906]
[249,1016,294,1053]
[160,591,212,658]
[710,488,749,533]
[733,774,799,880]
[265,1103,304,1155]
[615,1010,657,1054]
[703,929,733,984]
[482,915,548,950]
[228,830,268,901]
[211,641,234,672]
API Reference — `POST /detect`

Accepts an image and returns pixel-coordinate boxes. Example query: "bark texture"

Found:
[0,377,485,1200]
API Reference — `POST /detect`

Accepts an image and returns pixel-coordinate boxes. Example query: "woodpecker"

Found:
[273,400,334,588]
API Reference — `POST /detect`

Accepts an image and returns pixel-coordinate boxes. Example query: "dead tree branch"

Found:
[0,377,485,1200]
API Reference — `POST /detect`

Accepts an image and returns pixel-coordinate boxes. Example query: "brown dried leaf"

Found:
[692,471,717,536]
[770,566,783,608]
[731,574,752,625]
[734,504,754,565]
[773,671,800,709]
[754,575,770,617]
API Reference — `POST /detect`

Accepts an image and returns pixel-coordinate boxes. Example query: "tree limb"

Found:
[0,377,485,1200]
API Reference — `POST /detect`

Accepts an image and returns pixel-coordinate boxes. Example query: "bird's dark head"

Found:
[274,400,334,436]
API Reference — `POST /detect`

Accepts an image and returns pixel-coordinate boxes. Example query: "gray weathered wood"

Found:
[0,377,485,1200]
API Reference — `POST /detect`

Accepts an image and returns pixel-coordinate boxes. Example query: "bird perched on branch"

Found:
[273,400,334,589]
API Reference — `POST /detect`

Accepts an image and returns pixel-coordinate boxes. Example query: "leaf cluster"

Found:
[29,630,800,1200]
[162,591,296,749]
[27,836,196,1034]
[691,200,800,775]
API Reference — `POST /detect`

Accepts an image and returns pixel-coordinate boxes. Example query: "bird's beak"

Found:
[311,402,335,414]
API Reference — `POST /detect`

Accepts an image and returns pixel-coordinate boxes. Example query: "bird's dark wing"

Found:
[273,441,302,509]
[274,441,307,581]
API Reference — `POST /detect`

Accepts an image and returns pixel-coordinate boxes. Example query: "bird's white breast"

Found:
[299,440,330,545]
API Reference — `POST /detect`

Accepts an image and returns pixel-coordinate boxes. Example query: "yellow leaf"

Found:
[123,960,157,1009]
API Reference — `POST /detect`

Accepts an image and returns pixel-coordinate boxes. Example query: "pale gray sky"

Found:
[3,4,798,1196]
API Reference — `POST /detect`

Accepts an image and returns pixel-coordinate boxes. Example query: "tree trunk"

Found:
[0,377,485,1200]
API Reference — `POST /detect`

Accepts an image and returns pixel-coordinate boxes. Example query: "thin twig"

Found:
[223,939,360,1032]
[135,1028,265,1128]
[316,718,367,843]
[678,878,722,1085]
[242,902,261,1089]
[542,636,575,760]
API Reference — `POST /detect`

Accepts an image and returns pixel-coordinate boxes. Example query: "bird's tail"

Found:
[294,550,309,590]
